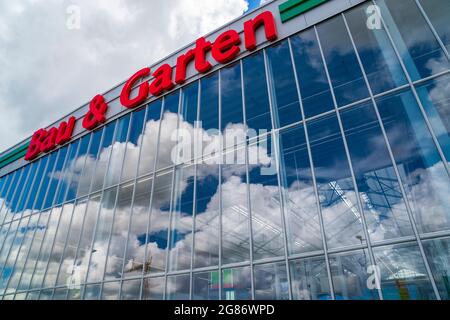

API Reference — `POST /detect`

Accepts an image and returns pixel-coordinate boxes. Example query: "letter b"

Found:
[25,129,47,161]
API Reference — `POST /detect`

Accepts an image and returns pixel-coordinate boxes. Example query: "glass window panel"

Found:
[290,256,331,300]
[340,102,414,242]
[419,0,450,52]
[145,169,173,274]
[194,164,219,268]
[121,107,146,183]
[0,174,12,217]
[177,83,199,165]
[222,266,252,300]
[416,74,450,162]
[53,288,67,300]
[39,289,53,300]
[25,291,40,300]
[55,140,80,205]
[290,28,334,119]
[248,135,284,260]
[16,161,39,214]
[122,176,152,279]
[1,216,30,290]
[200,73,219,131]
[193,271,220,300]
[316,15,370,106]
[42,203,76,288]
[104,183,133,281]
[373,242,436,300]
[181,81,199,126]
[376,90,450,234]
[157,92,181,171]
[89,123,116,193]
[0,176,6,199]
[25,157,49,214]
[101,281,120,300]
[254,262,289,300]
[56,197,87,287]
[307,113,365,249]
[142,276,165,300]
[3,214,39,293]
[33,204,69,288]
[138,100,163,177]
[221,162,250,265]
[344,4,407,94]
[74,193,101,284]
[279,125,322,254]
[221,62,244,132]
[17,209,54,291]
[30,205,65,289]
[67,134,91,201]
[266,40,301,128]
[13,293,26,300]
[121,279,141,300]
[86,187,118,283]
[169,165,195,271]
[43,147,68,210]
[3,167,28,222]
[377,0,450,80]
[17,210,48,291]
[166,274,190,300]
[0,221,19,293]
[67,286,83,300]
[104,115,131,188]
[329,249,379,300]
[243,51,272,131]
[83,283,101,300]
[77,128,103,197]
[423,237,450,300]
[164,90,180,114]
[0,172,17,224]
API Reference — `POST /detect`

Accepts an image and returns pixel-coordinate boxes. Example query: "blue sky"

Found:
[247,0,263,11]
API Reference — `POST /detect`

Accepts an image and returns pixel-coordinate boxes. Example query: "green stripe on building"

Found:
[279,0,329,23]
[0,142,30,169]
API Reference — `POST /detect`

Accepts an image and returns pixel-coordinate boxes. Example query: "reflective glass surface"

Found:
[377,0,450,80]
[376,90,450,234]
[290,256,331,300]
[340,102,413,242]
[266,40,301,128]
[290,28,334,118]
[416,74,450,161]
[308,113,365,249]
[419,0,450,52]
[1,0,449,300]
[316,15,370,106]
[373,243,436,300]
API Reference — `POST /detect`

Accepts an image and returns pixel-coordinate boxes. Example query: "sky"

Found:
[0,0,271,153]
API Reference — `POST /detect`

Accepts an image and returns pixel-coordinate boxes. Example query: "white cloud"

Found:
[0,0,249,152]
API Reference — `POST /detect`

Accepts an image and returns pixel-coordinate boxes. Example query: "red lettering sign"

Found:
[82,95,108,130]
[120,68,151,109]
[25,11,278,162]
[25,116,77,161]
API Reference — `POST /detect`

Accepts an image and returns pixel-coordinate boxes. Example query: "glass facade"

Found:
[0,0,450,300]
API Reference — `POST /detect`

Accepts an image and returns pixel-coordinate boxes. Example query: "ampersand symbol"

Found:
[82,94,108,130]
